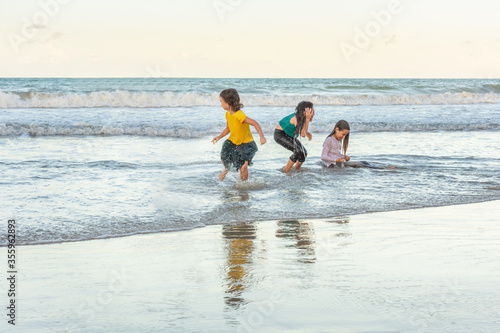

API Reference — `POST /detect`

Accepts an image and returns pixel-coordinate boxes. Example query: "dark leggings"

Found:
[274,129,307,163]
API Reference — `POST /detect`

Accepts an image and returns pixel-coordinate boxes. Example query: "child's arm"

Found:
[243,117,267,145]
[212,126,230,144]
[300,107,314,139]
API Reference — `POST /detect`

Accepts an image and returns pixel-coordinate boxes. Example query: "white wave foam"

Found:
[1,122,497,137]
[0,123,204,138]
[1,90,500,108]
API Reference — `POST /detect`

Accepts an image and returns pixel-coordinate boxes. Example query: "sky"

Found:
[0,0,499,78]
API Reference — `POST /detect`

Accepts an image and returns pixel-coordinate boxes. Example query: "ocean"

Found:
[1,78,499,245]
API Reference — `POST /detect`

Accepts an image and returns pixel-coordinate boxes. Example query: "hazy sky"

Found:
[1,0,499,78]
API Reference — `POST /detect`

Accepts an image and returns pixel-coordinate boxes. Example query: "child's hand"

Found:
[260,136,267,145]
[212,136,220,144]
[305,107,314,120]
[306,132,312,141]
[344,155,350,161]
[336,157,345,163]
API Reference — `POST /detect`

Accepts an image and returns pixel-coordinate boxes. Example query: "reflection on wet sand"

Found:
[222,223,256,309]
[275,220,316,264]
[221,218,323,313]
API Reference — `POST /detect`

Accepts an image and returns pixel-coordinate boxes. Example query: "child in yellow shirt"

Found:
[212,89,267,181]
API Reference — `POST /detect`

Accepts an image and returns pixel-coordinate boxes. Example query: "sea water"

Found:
[0,78,499,245]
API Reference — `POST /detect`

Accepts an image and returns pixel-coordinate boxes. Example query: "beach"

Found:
[3,0,500,330]
[1,77,499,332]
[3,200,499,332]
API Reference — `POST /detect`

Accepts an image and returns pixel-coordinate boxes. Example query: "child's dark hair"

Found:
[327,120,350,155]
[294,101,314,137]
[220,88,244,111]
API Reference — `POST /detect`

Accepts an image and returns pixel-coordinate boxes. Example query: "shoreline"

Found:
[9,198,500,247]
[3,200,499,332]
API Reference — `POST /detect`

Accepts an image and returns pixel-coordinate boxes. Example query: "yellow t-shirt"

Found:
[226,110,254,145]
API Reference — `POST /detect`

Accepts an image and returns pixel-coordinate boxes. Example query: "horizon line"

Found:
[1,77,498,80]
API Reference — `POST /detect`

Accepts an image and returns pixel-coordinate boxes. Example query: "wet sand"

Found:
[4,200,500,332]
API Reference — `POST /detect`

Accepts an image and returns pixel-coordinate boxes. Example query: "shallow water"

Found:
[1,78,499,245]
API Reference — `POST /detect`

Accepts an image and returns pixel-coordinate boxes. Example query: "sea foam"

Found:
[1,90,500,108]
[1,122,497,137]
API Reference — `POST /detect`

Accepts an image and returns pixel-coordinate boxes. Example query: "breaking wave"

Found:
[1,90,500,108]
[1,122,497,137]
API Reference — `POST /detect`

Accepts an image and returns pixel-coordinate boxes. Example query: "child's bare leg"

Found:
[219,169,228,181]
[240,161,249,181]
[284,159,295,173]
[219,163,228,181]
[294,161,303,170]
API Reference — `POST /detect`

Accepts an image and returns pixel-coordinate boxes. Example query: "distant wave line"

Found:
[1,122,497,137]
[1,90,500,108]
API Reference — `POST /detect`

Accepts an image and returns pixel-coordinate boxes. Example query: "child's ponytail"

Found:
[220,89,244,111]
